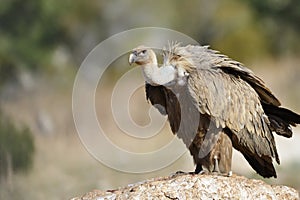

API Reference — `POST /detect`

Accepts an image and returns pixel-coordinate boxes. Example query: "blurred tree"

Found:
[0,113,35,179]
[209,0,270,62]
[0,0,67,71]
[244,0,300,55]
[0,0,104,83]
[245,0,300,30]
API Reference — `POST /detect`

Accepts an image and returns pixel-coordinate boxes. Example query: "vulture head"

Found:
[129,46,157,66]
[129,45,188,86]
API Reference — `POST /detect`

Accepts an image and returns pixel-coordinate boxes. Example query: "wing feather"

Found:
[145,83,199,147]
[145,83,167,115]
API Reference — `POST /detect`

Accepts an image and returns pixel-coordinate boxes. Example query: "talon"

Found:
[199,169,209,175]
[170,170,190,177]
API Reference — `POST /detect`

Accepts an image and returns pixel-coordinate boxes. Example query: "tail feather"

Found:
[243,153,277,178]
[263,103,300,137]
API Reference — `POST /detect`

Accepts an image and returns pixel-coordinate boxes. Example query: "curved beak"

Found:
[129,53,136,65]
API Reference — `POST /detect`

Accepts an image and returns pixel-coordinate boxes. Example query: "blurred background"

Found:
[0,0,300,199]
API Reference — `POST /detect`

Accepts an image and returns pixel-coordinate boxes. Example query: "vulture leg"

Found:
[212,155,220,173]
[189,131,233,176]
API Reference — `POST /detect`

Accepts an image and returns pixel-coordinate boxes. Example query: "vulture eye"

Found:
[139,50,147,55]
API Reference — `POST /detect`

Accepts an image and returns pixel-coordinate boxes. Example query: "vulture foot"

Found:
[194,164,203,174]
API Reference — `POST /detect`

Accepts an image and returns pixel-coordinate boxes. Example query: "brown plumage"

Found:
[129,44,300,178]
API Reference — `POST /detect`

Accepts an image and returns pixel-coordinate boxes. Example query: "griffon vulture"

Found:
[128,43,300,178]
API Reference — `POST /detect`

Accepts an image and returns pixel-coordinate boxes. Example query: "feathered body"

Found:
[129,44,300,178]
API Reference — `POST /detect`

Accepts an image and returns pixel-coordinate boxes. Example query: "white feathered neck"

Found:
[141,49,177,86]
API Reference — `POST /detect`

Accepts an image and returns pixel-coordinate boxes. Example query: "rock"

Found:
[71,174,299,200]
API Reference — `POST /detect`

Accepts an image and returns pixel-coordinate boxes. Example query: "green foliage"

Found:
[245,0,300,29]
[0,114,35,177]
[209,0,270,62]
[244,0,300,55]
[0,0,104,83]
[0,0,67,70]
[0,0,300,82]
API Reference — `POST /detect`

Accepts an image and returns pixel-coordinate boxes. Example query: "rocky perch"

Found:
[71,174,299,200]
